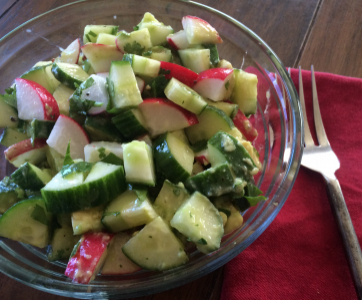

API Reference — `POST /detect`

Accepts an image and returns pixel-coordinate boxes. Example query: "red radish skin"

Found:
[195,148,210,166]
[233,110,258,142]
[167,37,179,50]
[193,68,234,101]
[166,30,190,50]
[65,232,115,284]
[159,62,198,88]
[4,138,47,161]
[139,98,198,137]
[182,16,223,44]
[15,78,60,121]
[46,115,90,159]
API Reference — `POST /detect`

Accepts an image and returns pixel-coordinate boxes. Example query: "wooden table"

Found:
[0,0,361,299]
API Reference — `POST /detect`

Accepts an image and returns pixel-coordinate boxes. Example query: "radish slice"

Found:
[139,98,198,137]
[47,115,89,160]
[159,61,198,88]
[182,16,223,44]
[135,76,145,93]
[54,39,81,64]
[167,30,191,50]
[195,148,210,166]
[233,110,258,142]
[4,138,47,167]
[65,232,114,284]
[193,68,235,101]
[96,72,109,79]
[15,78,60,121]
[80,74,108,115]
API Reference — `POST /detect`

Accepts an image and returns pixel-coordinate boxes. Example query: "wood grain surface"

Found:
[0,0,361,299]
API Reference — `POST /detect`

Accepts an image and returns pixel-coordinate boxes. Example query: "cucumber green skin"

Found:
[153,133,191,184]
[47,226,79,261]
[51,63,88,89]
[0,128,28,147]
[27,120,55,141]
[11,163,47,190]
[208,131,257,180]
[202,44,219,67]
[0,97,19,128]
[0,179,23,213]
[84,116,123,143]
[185,163,236,198]
[42,166,126,214]
[21,65,53,93]
[112,109,148,139]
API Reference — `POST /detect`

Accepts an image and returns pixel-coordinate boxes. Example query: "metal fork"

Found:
[298,66,362,299]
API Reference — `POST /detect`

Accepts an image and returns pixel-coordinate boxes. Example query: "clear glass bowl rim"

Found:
[0,0,304,298]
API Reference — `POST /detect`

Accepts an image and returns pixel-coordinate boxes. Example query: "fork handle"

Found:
[325,177,362,299]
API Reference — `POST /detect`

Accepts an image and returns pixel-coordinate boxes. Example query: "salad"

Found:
[0,12,265,284]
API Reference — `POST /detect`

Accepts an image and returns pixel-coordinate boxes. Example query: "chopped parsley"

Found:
[88,30,97,37]
[197,238,207,245]
[124,41,145,55]
[225,80,230,90]
[98,147,107,160]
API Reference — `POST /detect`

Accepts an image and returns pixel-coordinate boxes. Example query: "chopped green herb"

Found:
[133,25,139,31]
[173,188,181,197]
[124,41,145,55]
[197,238,208,245]
[98,147,107,159]
[225,80,230,90]
[88,30,97,37]
[101,153,123,165]
[61,161,94,179]
[63,141,74,167]
[142,50,152,57]
[85,34,91,43]
[159,68,171,75]
[1,87,17,108]
[31,204,48,226]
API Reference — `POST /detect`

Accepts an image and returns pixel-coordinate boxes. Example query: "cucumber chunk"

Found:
[0,97,19,128]
[51,62,89,89]
[143,46,172,62]
[0,177,24,213]
[47,226,79,261]
[116,29,153,55]
[84,141,123,164]
[123,54,161,79]
[42,162,126,213]
[185,105,234,144]
[111,108,148,139]
[21,64,54,93]
[84,116,123,143]
[164,77,207,115]
[108,61,143,111]
[83,25,118,44]
[204,99,238,119]
[0,198,52,248]
[231,69,258,116]
[71,206,105,235]
[185,163,242,197]
[27,119,55,141]
[102,190,158,232]
[11,162,52,190]
[96,33,117,46]
[52,84,74,116]
[153,180,189,224]
[0,128,28,147]
[123,141,156,186]
[207,131,259,179]
[34,61,61,92]
[46,146,64,175]
[122,216,188,270]
[178,49,211,73]
[153,132,194,183]
[170,191,224,254]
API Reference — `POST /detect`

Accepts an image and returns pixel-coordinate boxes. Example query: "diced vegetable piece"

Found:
[167,30,190,50]
[153,180,189,224]
[233,109,258,142]
[42,162,126,213]
[116,29,153,54]
[47,226,79,261]
[207,131,259,179]
[47,115,89,160]
[54,39,81,64]
[52,84,73,116]
[123,141,156,186]
[139,98,198,137]
[123,54,161,78]
[101,232,142,275]
[84,116,123,143]
[204,99,238,119]
[15,78,60,121]
[182,16,223,44]
[178,49,210,73]
[0,177,24,213]
[185,105,234,144]
[11,162,51,190]
[81,44,124,73]
[230,69,258,115]
[0,97,18,128]
[170,191,224,254]
[144,46,172,62]
[51,62,89,89]
[193,68,235,101]
[46,146,64,174]
[0,128,28,147]
[203,44,219,67]
[71,206,104,235]
[84,141,123,163]
[112,109,148,139]
[122,216,188,270]
[217,59,233,69]
[159,61,198,88]
[65,232,114,284]
[5,138,47,167]
[0,198,52,248]
[83,25,118,44]
[136,12,174,46]
[26,119,55,141]
[102,190,158,232]
[34,61,61,92]
[136,76,145,92]
[96,33,116,46]
[164,78,207,115]
[153,132,194,183]
[21,64,54,93]
[108,61,143,111]
[194,148,210,166]
[191,161,204,176]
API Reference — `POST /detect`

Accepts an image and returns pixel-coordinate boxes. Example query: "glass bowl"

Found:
[0,0,303,298]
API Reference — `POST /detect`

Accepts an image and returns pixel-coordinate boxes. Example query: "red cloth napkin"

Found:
[221,69,362,300]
